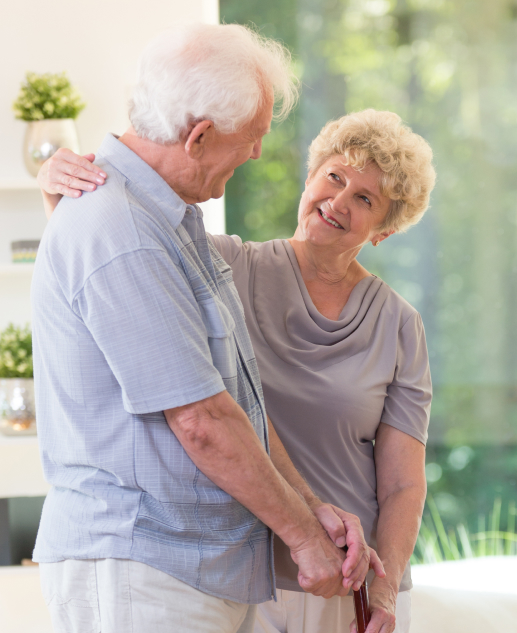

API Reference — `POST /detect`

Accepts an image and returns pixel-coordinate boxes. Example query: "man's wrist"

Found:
[275,503,323,551]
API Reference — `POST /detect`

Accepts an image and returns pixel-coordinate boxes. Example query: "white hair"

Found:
[129,23,299,144]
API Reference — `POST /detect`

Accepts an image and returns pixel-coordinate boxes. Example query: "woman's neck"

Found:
[287,234,371,320]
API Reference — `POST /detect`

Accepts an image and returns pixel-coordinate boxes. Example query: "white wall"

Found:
[0,0,224,328]
[1,0,222,172]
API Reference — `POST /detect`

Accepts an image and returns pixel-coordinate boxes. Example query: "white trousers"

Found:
[254,589,411,633]
[40,558,257,633]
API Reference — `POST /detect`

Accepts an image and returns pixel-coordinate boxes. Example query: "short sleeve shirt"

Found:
[32,135,273,605]
[211,235,432,593]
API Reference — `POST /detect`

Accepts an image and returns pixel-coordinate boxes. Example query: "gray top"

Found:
[32,134,273,605]
[211,235,432,593]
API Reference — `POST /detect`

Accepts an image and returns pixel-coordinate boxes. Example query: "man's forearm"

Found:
[165,392,324,550]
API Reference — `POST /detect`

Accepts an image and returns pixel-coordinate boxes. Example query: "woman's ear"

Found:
[185,120,214,158]
[371,229,395,247]
[305,169,316,187]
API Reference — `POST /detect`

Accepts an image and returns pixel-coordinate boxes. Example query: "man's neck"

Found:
[118,128,200,204]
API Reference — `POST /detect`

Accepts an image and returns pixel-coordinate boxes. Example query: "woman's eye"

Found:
[329,172,340,182]
[360,195,371,206]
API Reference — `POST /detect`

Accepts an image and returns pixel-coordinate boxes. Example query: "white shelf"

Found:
[0,263,35,276]
[0,434,38,446]
[0,433,49,497]
[0,179,40,191]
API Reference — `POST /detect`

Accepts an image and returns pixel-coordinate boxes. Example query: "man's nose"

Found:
[251,139,263,160]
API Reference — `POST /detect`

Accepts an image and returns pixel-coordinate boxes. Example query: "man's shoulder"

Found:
[51,159,134,241]
[37,160,181,300]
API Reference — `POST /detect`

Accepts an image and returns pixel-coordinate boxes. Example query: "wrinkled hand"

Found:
[350,579,397,633]
[38,148,106,199]
[289,528,348,599]
[312,503,385,591]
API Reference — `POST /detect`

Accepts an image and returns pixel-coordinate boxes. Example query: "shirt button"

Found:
[185,208,192,215]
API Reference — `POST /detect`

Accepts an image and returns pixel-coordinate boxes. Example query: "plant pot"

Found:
[23,118,80,177]
[0,378,37,436]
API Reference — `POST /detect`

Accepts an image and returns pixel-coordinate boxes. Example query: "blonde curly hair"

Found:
[307,109,436,233]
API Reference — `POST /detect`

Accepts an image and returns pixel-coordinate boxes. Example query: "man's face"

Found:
[194,93,274,201]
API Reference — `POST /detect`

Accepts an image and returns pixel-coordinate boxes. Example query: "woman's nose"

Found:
[332,188,351,212]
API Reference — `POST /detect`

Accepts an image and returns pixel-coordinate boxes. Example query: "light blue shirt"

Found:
[32,134,274,604]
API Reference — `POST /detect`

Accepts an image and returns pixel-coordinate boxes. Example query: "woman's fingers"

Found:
[38,148,106,197]
[57,168,102,191]
[54,158,106,187]
[312,503,347,548]
[369,548,386,579]
[345,556,369,591]
[54,185,83,198]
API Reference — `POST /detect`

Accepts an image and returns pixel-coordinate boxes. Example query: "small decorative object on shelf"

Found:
[11,240,40,263]
[13,72,85,177]
[0,323,36,436]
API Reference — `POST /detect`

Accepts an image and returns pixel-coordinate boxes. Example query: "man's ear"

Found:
[185,120,214,158]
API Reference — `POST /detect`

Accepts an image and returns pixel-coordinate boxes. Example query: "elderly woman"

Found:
[38,108,435,633]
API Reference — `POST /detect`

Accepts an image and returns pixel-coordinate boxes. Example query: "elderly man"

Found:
[32,24,381,633]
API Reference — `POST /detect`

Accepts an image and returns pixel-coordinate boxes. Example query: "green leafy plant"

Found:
[0,324,33,379]
[411,496,517,565]
[13,72,85,122]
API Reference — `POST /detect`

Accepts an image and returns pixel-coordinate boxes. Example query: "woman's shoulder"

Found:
[208,234,280,267]
[375,278,423,330]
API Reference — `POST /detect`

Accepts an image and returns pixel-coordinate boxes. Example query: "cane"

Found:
[353,581,371,633]
[342,546,371,633]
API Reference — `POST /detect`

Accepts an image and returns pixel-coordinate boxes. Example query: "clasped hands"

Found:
[289,502,385,600]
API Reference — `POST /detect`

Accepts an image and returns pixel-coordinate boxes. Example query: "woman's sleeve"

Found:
[381,312,432,445]
[208,234,244,266]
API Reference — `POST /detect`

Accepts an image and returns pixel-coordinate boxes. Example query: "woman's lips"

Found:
[318,208,344,229]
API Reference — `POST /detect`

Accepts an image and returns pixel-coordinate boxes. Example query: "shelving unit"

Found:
[0,263,35,276]
[0,179,39,191]
[0,435,47,498]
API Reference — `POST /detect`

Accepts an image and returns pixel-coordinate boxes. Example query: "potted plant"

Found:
[0,324,36,435]
[13,71,85,177]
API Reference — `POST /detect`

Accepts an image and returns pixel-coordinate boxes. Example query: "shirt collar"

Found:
[96,133,191,230]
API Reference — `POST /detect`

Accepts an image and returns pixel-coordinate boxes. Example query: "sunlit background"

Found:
[221,0,517,562]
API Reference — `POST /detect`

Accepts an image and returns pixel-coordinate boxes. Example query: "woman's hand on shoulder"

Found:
[38,148,107,219]
[38,148,106,197]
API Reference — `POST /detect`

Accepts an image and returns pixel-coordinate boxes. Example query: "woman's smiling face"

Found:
[297,155,392,252]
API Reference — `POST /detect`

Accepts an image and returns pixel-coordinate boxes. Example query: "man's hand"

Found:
[289,528,348,599]
[312,503,385,590]
[350,578,397,633]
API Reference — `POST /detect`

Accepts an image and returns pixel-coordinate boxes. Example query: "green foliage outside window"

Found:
[221,0,517,546]
[13,72,85,121]
[0,324,33,379]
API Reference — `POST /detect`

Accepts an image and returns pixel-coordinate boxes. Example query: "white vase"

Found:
[23,118,80,177]
[0,378,37,435]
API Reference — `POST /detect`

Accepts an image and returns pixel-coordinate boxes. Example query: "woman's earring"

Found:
[374,240,380,247]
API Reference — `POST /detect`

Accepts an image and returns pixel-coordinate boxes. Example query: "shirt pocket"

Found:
[198,296,237,379]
